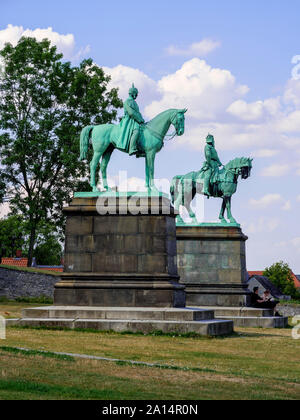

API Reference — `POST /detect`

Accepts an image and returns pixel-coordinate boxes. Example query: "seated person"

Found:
[249,287,280,316]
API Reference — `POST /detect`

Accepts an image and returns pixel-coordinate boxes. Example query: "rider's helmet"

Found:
[129,83,138,97]
[206,134,215,145]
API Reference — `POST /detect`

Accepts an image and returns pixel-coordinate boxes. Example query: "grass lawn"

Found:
[0,303,299,400]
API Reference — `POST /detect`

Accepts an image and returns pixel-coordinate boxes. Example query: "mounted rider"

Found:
[202,134,223,196]
[117,83,145,156]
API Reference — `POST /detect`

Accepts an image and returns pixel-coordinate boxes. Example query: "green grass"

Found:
[0,302,299,400]
[0,265,61,276]
[0,346,75,361]
[0,296,53,304]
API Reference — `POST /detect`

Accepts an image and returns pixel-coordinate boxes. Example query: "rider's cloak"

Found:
[115,97,144,152]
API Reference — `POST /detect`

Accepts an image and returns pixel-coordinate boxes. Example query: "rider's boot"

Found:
[203,177,210,197]
[129,130,139,156]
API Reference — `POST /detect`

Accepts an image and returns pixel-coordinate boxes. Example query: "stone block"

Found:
[138,255,167,274]
[138,216,166,234]
[95,254,138,273]
[65,216,93,236]
[124,234,152,254]
[64,253,92,272]
[94,216,138,234]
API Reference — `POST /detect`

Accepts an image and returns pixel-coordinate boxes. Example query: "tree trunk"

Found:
[27,225,36,267]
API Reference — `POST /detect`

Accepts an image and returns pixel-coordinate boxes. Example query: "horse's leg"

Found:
[225,196,237,224]
[186,199,197,223]
[185,184,197,223]
[90,136,110,192]
[90,151,102,192]
[219,198,227,223]
[145,151,158,192]
[174,180,185,224]
[101,145,114,191]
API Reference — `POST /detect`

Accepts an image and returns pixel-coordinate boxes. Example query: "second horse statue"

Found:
[170,134,253,225]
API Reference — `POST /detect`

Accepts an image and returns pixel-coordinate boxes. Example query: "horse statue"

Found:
[79,108,187,192]
[170,157,253,224]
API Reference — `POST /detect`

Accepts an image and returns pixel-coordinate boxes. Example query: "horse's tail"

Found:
[170,175,182,204]
[80,126,94,160]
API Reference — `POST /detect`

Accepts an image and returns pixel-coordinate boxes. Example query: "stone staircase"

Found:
[6,306,234,336]
[196,306,289,328]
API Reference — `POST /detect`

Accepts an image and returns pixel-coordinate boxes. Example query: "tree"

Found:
[0,37,122,266]
[34,237,62,266]
[0,215,26,258]
[263,261,300,299]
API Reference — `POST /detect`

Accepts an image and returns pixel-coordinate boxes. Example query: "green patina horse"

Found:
[80,108,187,192]
[171,157,253,224]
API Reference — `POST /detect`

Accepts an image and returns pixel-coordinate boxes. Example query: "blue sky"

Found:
[1,0,300,271]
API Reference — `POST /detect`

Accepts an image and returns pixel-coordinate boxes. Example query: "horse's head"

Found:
[225,157,253,179]
[171,109,187,136]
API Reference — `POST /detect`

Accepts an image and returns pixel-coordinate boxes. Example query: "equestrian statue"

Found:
[80,83,187,192]
[170,134,253,225]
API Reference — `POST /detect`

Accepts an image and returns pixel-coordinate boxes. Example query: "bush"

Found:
[263,261,300,300]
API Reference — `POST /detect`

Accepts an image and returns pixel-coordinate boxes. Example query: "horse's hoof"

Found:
[219,218,228,224]
[176,216,185,224]
[92,187,99,192]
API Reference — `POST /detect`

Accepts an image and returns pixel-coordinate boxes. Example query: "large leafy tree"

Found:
[0,37,122,266]
[263,261,300,299]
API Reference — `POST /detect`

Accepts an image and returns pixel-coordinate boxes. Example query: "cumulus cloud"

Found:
[0,24,89,60]
[102,64,159,108]
[227,98,281,121]
[144,58,249,120]
[251,149,280,158]
[261,164,290,177]
[246,217,280,234]
[166,39,221,57]
[100,58,300,167]
[249,194,282,209]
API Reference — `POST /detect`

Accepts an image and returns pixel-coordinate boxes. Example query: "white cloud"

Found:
[277,110,300,133]
[297,195,300,202]
[98,60,300,165]
[227,98,281,121]
[102,64,159,107]
[246,217,279,234]
[282,200,291,211]
[144,58,249,121]
[251,149,280,158]
[0,24,89,60]
[166,39,221,57]
[249,194,282,209]
[261,164,290,177]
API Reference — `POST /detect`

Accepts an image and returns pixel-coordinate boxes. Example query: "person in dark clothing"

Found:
[249,287,280,316]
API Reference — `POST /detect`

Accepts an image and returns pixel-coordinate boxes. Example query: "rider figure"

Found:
[119,83,145,156]
[202,134,223,197]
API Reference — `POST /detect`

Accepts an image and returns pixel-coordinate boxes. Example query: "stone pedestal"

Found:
[54,193,185,308]
[176,225,250,307]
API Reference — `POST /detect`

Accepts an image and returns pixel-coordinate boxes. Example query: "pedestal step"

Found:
[215,316,288,328]
[7,306,234,337]
[21,306,215,321]
[9,317,233,337]
[196,306,289,328]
